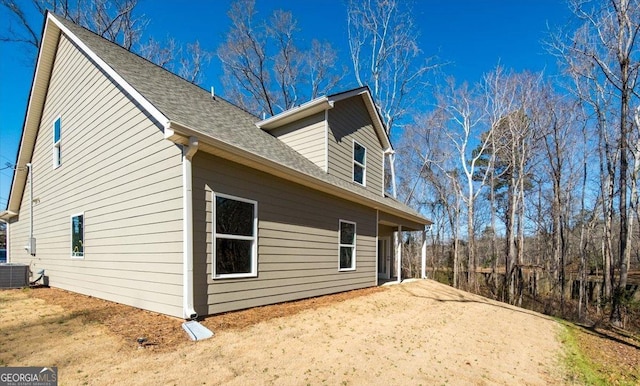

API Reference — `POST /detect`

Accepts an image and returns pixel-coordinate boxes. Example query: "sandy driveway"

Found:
[1,279,565,385]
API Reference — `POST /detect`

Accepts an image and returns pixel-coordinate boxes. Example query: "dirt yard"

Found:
[1,280,566,385]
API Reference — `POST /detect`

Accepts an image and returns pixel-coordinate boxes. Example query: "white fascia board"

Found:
[328,87,369,102]
[256,97,333,130]
[361,90,392,150]
[0,211,17,221]
[6,17,60,215]
[48,14,169,127]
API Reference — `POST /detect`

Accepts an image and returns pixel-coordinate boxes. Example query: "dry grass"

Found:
[16,285,384,352]
[0,280,590,384]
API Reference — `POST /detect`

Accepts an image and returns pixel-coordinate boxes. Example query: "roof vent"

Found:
[210,86,215,100]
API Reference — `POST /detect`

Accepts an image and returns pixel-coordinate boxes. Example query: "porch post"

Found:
[395,226,402,283]
[421,227,427,279]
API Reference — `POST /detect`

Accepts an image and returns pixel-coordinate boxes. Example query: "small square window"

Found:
[339,220,356,271]
[71,213,84,258]
[353,141,366,185]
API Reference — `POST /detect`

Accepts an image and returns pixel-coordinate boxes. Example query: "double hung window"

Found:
[353,141,366,185]
[213,193,258,278]
[339,220,356,271]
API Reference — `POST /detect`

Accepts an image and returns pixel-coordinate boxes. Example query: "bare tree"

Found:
[138,36,177,69]
[218,0,343,117]
[481,70,546,305]
[537,85,583,315]
[404,75,502,290]
[307,40,344,101]
[554,0,640,325]
[179,41,212,85]
[400,106,463,287]
[346,0,438,137]
[1,0,146,53]
[440,80,494,290]
[1,0,214,85]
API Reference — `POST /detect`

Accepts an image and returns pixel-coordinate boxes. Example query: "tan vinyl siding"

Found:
[327,97,384,196]
[8,35,184,317]
[192,153,377,315]
[270,112,326,170]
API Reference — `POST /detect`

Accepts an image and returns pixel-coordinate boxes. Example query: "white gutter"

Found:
[166,121,429,225]
[396,225,403,283]
[182,136,199,320]
[256,97,333,130]
[421,226,427,279]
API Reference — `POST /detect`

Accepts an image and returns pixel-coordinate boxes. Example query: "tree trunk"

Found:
[598,125,615,303]
[467,192,476,291]
[578,128,589,321]
[490,169,499,294]
[516,173,525,307]
[612,15,631,326]
[453,196,461,289]
[506,178,518,303]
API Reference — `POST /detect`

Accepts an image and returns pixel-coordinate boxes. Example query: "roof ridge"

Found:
[51,13,260,120]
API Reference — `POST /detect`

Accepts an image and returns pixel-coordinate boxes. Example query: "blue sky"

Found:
[0,0,573,209]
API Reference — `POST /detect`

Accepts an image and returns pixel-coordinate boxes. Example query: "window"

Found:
[213,193,258,278]
[353,141,366,185]
[339,220,356,271]
[71,213,84,258]
[53,117,61,168]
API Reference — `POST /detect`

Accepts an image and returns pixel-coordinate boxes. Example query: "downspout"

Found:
[384,148,397,198]
[421,225,428,279]
[27,163,35,255]
[396,225,402,283]
[182,136,199,320]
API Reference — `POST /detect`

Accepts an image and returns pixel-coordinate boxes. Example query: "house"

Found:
[0,13,431,319]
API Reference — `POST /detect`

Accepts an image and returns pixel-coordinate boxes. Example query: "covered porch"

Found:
[377,211,431,285]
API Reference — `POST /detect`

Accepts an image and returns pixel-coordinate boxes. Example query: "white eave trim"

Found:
[256,97,333,130]
[0,211,17,221]
[48,14,168,126]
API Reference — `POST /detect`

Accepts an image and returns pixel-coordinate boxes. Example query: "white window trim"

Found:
[212,192,258,279]
[53,115,61,169]
[338,219,356,271]
[352,140,366,186]
[70,212,84,259]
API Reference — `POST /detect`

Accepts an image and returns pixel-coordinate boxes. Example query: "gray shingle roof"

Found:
[55,16,429,225]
